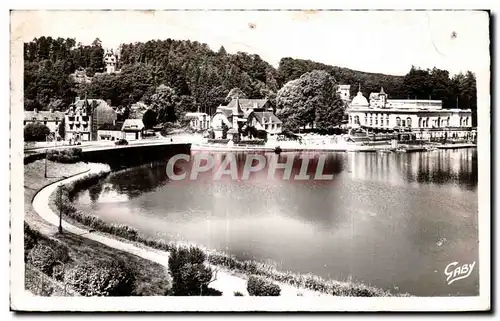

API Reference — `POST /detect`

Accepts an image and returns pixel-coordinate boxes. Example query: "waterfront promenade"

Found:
[30,163,325,297]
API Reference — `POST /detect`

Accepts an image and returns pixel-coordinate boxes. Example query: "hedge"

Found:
[47,148,83,164]
[247,275,281,296]
[64,260,136,296]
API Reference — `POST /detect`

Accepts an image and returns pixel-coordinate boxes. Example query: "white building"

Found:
[24,108,65,135]
[97,122,124,141]
[121,119,144,141]
[346,87,474,140]
[104,49,118,74]
[210,98,282,139]
[185,112,211,130]
[65,103,92,142]
[337,84,351,104]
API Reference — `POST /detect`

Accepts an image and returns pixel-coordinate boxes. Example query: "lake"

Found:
[74,149,479,296]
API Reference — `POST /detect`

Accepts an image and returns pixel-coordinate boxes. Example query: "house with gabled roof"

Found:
[210,97,282,139]
[24,108,65,135]
[97,122,124,141]
[122,119,145,141]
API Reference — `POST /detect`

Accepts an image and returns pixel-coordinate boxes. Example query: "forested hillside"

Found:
[23,36,478,125]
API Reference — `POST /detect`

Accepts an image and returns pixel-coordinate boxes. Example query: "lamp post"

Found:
[44,149,48,178]
[58,184,63,234]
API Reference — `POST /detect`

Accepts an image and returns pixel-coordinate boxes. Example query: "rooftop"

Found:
[24,109,65,121]
[122,119,145,131]
[226,98,269,110]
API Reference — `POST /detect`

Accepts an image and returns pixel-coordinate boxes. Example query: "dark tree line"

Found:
[23,37,478,127]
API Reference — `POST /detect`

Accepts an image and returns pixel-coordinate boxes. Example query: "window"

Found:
[369,115,373,126]
[418,118,422,127]
[396,117,401,127]
[406,117,412,127]
[426,118,430,128]
[375,116,378,125]
[447,117,450,127]
[386,116,389,126]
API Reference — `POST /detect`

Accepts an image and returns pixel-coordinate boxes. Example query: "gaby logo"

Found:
[444,261,476,285]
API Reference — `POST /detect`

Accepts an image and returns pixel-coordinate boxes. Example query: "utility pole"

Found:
[58,184,63,234]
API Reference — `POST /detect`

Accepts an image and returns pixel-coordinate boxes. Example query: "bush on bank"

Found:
[47,148,83,164]
[64,260,136,296]
[168,246,215,296]
[247,275,281,296]
[55,168,398,297]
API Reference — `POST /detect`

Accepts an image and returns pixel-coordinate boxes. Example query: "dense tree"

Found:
[58,118,65,139]
[142,109,158,129]
[150,85,178,123]
[23,36,478,126]
[276,70,344,131]
[24,123,50,141]
[226,87,247,102]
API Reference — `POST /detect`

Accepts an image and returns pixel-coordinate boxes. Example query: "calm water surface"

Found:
[74,149,478,296]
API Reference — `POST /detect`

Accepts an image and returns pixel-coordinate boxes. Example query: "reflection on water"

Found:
[74,149,478,296]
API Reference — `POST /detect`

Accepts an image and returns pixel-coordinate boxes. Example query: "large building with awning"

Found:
[345,87,474,141]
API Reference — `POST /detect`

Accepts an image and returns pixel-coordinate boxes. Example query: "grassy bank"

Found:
[53,166,405,297]
[24,160,172,296]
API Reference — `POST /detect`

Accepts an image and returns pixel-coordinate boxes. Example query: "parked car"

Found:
[115,139,128,146]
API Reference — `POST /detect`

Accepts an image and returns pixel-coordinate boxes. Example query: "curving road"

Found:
[31,162,321,297]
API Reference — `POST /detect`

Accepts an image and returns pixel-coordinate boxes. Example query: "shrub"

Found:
[234,291,244,296]
[64,260,136,296]
[168,246,214,296]
[24,123,50,142]
[47,148,83,163]
[52,264,65,281]
[247,276,281,296]
[24,223,41,255]
[27,244,56,275]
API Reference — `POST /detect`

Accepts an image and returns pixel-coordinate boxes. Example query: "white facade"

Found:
[24,109,64,134]
[185,112,211,130]
[346,88,473,137]
[337,85,351,103]
[65,105,92,142]
[97,129,123,141]
[104,49,117,74]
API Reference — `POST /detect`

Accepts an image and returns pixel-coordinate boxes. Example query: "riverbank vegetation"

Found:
[53,167,405,297]
[24,160,172,296]
[47,148,83,163]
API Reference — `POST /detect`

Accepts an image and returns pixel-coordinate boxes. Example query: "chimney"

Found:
[49,108,54,113]
[33,108,38,113]
[106,99,112,107]
[75,96,80,103]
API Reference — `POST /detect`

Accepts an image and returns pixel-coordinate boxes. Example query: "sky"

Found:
[12,10,490,76]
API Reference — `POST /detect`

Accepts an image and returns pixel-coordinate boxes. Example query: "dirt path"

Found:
[32,163,322,297]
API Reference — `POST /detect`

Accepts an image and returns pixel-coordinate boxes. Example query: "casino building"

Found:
[345,86,475,141]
